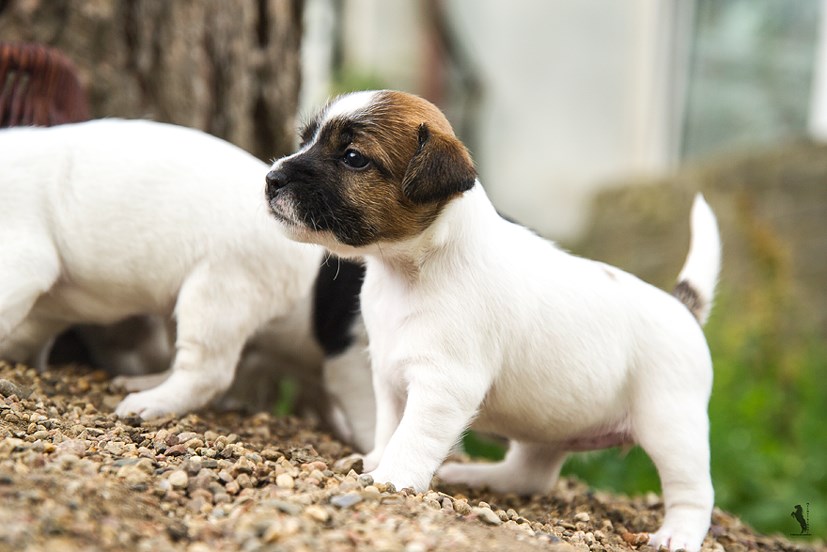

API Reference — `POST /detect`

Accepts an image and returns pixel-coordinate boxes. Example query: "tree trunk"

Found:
[0,0,303,160]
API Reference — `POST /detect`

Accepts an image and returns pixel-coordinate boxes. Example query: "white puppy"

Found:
[264,90,721,551]
[0,120,325,419]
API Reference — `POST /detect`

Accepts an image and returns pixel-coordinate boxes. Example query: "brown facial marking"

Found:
[268,91,477,248]
[333,91,477,243]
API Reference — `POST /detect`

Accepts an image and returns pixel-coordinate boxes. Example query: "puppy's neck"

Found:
[365,182,495,281]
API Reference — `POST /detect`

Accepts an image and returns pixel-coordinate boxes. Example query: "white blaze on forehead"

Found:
[276,90,381,164]
[322,90,381,123]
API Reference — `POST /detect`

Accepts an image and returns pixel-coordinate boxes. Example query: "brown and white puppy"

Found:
[265,90,721,552]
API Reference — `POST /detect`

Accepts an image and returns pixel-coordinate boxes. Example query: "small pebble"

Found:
[472,506,502,526]
[424,498,441,510]
[304,504,331,523]
[267,500,302,516]
[55,440,85,460]
[330,492,363,509]
[332,455,363,474]
[275,473,295,489]
[231,456,254,476]
[0,379,31,399]
[167,470,189,489]
[453,499,471,515]
[236,473,253,489]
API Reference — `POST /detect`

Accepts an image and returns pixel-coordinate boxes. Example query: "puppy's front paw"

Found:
[649,525,705,552]
[367,465,431,493]
[361,449,383,472]
[115,387,191,419]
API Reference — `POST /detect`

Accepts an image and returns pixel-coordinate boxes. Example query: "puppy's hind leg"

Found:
[438,441,568,496]
[0,249,59,344]
[115,263,278,419]
[1,316,67,370]
[634,394,714,552]
[323,341,375,453]
[111,370,172,392]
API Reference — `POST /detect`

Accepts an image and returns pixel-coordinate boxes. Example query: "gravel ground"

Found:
[0,361,820,552]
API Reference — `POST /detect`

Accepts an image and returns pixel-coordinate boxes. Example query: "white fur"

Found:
[268,91,722,550]
[316,179,720,551]
[0,120,325,418]
[321,90,378,124]
[677,195,720,324]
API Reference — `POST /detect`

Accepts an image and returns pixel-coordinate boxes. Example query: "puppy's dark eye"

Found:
[342,149,369,170]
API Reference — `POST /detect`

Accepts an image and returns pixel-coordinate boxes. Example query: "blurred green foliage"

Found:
[330,71,388,97]
[273,376,300,418]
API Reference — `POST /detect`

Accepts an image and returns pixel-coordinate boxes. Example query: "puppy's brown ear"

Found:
[401,123,476,204]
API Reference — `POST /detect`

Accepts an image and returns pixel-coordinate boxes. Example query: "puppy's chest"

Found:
[360,275,419,367]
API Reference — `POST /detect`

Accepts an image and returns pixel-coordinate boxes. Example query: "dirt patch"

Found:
[0,362,819,552]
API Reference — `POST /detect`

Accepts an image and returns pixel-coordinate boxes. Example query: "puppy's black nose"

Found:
[265,170,288,197]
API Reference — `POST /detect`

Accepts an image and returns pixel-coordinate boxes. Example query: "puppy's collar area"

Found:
[363,182,492,268]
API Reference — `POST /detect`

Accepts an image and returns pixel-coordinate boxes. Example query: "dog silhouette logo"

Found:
[790,503,811,536]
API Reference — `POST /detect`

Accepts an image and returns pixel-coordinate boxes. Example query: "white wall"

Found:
[446,0,686,240]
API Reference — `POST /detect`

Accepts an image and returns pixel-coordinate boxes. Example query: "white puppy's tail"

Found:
[673,194,721,326]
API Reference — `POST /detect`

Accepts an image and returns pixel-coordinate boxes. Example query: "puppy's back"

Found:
[4,119,272,248]
[1,120,317,316]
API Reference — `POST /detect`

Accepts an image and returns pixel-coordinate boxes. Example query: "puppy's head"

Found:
[265,90,476,252]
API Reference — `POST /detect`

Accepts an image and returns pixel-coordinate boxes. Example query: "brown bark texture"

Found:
[0,0,303,161]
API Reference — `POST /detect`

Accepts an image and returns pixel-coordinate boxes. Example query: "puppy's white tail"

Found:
[673,194,721,325]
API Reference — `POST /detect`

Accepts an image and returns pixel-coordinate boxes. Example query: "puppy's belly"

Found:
[32,282,174,323]
[471,378,633,451]
[546,431,634,452]
[471,413,633,451]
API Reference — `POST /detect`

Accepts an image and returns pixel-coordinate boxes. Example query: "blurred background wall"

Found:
[1,0,824,542]
[303,0,824,239]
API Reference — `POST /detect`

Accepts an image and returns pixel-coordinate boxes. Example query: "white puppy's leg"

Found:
[635,397,713,552]
[115,265,275,419]
[112,370,172,392]
[438,441,568,495]
[322,343,375,453]
[0,252,59,344]
[30,337,56,372]
[360,369,404,471]
[367,365,490,492]
[1,315,67,370]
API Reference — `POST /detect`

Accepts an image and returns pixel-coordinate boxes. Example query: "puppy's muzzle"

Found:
[265,169,289,202]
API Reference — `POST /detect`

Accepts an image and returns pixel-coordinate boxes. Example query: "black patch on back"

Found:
[312,257,365,356]
[673,280,702,322]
